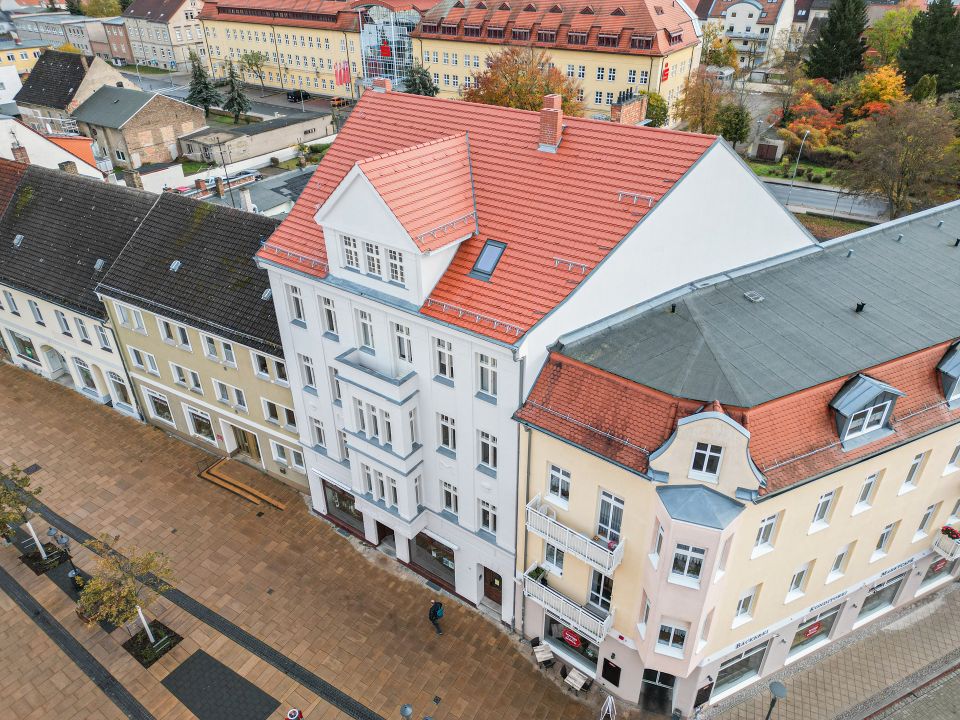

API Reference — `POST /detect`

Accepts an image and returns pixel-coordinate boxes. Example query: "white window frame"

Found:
[438,413,456,452]
[670,543,706,585]
[342,235,360,269]
[75,317,90,342]
[311,417,326,448]
[900,452,925,494]
[656,622,687,657]
[478,430,497,471]
[55,310,71,335]
[442,481,459,515]
[946,443,960,474]
[185,405,216,444]
[357,309,375,351]
[872,522,897,562]
[479,499,497,534]
[915,503,938,542]
[544,542,565,574]
[287,284,305,322]
[299,353,317,388]
[28,299,43,324]
[477,353,498,397]
[734,586,757,626]
[320,296,338,334]
[854,473,879,514]
[810,490,835,531]
[252,351,270,379]
[392,322,413,363]
[144,388,175,426]
[547,464,570,507]
[827,544,851,583]
[689,442,723,481]
[844,401,891,440]
[387,248,405,284]
[435,337,454,380]
[786,562,810,601]
[753,514,777,557]
[203,335,219,360]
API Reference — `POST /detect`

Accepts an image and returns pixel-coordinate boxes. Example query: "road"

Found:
[763,179,890,221]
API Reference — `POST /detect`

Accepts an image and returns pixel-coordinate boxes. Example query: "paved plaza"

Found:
[0,363,958,720]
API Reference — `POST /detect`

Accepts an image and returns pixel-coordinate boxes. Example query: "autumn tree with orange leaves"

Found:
[462,46,584,116]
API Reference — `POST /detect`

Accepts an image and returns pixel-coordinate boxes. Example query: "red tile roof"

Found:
[515,353,704,473]
[412,0,700,56]
[357,133,478,252]
[199,0,362,31]
[259,89,715,342]
[46,134,98,169]
[519,343,960,493]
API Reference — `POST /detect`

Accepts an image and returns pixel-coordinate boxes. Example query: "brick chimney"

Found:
[58,160,78,175]
[372,78,391,93]
[214,175,225,197]
[10,144,28,165]
[538,94,563,153]
[194,178,206,191]
[610,94,648,125]
[122,169,143,188]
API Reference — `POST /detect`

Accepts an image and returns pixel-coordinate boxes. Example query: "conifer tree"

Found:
[898,0,960,95]
[805,0,868,81]
[401,62,439,96]
[185,51,221,117]
[222,60,251,124]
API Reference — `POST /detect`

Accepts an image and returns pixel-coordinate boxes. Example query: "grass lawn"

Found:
[120,64,171,76]
[207,113,261,126]
[794,213,872,241]
[749,160,836,184]
[276,158,301,170]
[181,161,213,175]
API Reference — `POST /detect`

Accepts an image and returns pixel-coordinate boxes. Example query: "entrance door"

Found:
[231,425,260,461]
[376,521,395,546]
[44,348,66,377]
[641,669,675,715]
[483,566,502,605]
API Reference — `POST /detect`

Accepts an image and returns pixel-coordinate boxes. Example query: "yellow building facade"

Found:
[0,40,50,75]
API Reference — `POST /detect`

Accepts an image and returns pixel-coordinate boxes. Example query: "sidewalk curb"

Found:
[859,661,960,720]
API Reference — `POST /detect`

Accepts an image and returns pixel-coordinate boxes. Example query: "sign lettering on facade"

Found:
[809,590,848,613]
[735,628,769,650]
[881,559,914,577]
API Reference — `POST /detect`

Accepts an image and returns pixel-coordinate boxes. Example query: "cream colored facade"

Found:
[0,41,49,75]
[104,299,308,490]
[414,37,700,121]
[199,20,361,98]
[517,410,960,716]
[125,0,205,70]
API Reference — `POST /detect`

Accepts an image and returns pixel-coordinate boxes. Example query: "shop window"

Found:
[789,606,840,656]
[857,573,906,618]
[712,641,769,696]
[545,615,599,667]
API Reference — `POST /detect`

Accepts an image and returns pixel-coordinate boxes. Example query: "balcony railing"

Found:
[526,495,625,574]
[726,30,769,41]
[523,564,614,645]
[333,348,417,405]
[932,532,960,561]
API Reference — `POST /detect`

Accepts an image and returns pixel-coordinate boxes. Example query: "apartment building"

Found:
[97,196,308,488]
[0,160,153,416]
[255,82,814,622]
[12,11,88,46]
[103,17,134,64]
[0,39,48,75]
[412,0,702,121]
[198,0,367,97]
[696,0,795,68]
[514,201,960,716]
[123,0,205,70]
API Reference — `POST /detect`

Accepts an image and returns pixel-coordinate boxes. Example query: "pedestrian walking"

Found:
[428,600,444,635]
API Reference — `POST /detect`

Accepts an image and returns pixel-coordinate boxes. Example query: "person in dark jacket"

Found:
[428,600,444,635]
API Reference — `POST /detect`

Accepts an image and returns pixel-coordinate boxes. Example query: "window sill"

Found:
[80,339,92,345]
[687,470,719,483]
[359,346,375,356]
[291,319,307,329]
[808,520,829,535]
[869,549,888,564]
[476,464,497,479]
[648,553,660,570]
[433,374,455,388]
[731,614,752,629]
[751,543,774,560]
[60,332,72,338]
[654,645,685,660]
[912,530,928,543]
[667,574,701,590]
[189,388,203,396]
[322,331,339,342]
[436,445,456,460]
[255,372,270,381]
[784,590,805,604]
[943,465,960,477]
[273,380,290,388]
[898,484,918,496]
[636,622,646,639]
[544,562,563,577]
[544,495,569,512]
[825,570,844,584]
[852,503,871,516]
[475,391,497,405]
[304,385,318,396]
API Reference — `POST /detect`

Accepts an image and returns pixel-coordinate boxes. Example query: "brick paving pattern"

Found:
[161,650,279,720]
[2,364,960,720]
[873,667,960,720]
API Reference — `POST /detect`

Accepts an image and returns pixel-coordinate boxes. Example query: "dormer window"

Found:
[689,442,722,481]
[938,343,960,407]
[830,374,904,448]
[342,235,360,269]
[470,240,506,280]
[567,31,587,45]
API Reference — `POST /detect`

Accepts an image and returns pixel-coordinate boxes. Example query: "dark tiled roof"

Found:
[13,50,95,110]
[0,163,158,318]
[98,194,283,353]
[123,0,187,21]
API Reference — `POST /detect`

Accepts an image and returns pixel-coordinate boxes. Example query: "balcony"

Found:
[523,564,614,645]
[932,531,960,561]
[526,495,625,574]
[333,348,418,405]
[726,30,769,41]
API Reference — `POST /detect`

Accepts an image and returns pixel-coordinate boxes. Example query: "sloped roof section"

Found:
[656,484,744,529]
[260,90,715,343]
[71,86,154,129]
[14,50,95,110]
[46,135,98,169]
[99,195,283,353]
[123,0,187,20]
[0,163,158,318]
[358,134,478,252]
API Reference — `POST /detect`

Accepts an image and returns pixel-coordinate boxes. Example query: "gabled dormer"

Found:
[829,374,904,449]
[938,343,960,408]
[314,133,478,307]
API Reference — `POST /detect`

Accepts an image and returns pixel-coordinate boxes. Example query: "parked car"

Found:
[287,90,311,102]
[330,97,352,108]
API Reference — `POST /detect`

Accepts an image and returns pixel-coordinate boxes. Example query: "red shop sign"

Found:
[802,621,823,639]
[562,628,582,648]
[661,62,670,82]
[931,558,948,573]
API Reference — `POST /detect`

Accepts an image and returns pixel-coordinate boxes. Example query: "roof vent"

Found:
[743,290,764,303]
[169,259,182,272]
[261,288,273,300]
[94,258,105,272]
[937,220,944,228]
[895,233,903,242]
[846,249,854,258]
[954,238,960,247]
[12,233,22,248]
[855,302,866,313]
[580,4,594,12]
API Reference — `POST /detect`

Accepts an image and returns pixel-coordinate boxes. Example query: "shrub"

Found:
[811,176,824,183]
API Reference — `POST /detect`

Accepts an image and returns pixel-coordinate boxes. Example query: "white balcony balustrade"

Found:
[526,495,625,574]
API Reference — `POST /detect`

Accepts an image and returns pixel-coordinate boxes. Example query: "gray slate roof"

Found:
[208,166,316,215]
[656,485,744,529]
[71,86,155,129]
[98,194,283,353]
[0,164,158,318]
[564,203,960,407]
[180,112,328,142]
[14,50,96,110]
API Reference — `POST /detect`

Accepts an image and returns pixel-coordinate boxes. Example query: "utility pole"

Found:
[216,138,237,209]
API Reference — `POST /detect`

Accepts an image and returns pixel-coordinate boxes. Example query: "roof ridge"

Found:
[554,351,697,405]
[357,132,468,165]
[682,293,752,405]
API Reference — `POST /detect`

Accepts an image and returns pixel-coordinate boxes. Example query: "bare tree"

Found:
[839,102,960,218]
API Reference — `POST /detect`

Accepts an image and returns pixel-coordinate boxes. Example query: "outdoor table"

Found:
[534,645,555,664]
[565,667,589,692]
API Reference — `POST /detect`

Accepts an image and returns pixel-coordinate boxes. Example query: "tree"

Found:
[805,0,868,81]
[839,102,960,218]
[864,8,918,66]
[0,465,40,540]
[82,0,120,16]
[640,91,669,127]
[715,103,752,148]
[56,42,83,54]
[898,0,960,95]
[674,68,727,133]
[222,60,251,123]
[462,47,583,116]
[239,51,269,94]
[701,23,737,68]
[186,51,221,117]
[911,74,937,102]
[119,0,133,9]
[401,61,438,96]
[855,65,906,106]
[77,534,174,639]
[65,0,84,14]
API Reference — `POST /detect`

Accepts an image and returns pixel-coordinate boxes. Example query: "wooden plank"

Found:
[207,467,286,511]
[199,471,262,505]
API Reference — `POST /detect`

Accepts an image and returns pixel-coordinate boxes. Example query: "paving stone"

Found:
[161,650,279,720]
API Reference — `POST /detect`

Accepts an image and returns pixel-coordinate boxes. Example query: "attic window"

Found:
[611,5,625,14]
[94,258,105,272]
[12,233,23,248]
[261,288,273,301]
[512,28,530,40]
[580,4,594,13]
[597,33,619,47]
[470,240,506,281]
[654,5,664,13]
[537,29,556,41]
[567,31,587,44]
[524,3,537,9]
[453,0,464,5]
[476,1,487,7]
[441,23,458,34]
[668,30,683,44]
[630,35,653,49]
[549,3,562,10]
[829,374,904,448]
[938,343,960,406]
[465,24,482,35]
[499,1,510,8]
[169,259,182,272]
[422,23,439,33]
[487,26,505,38]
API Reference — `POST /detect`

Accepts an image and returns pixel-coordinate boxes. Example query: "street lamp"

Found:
[785,128,810,208]
[399,697,441,720]
[764,681,787,720]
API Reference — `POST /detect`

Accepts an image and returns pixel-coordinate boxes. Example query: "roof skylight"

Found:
[470,240,506,280]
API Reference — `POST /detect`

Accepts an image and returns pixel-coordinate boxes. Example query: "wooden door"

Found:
[483,567,502,605]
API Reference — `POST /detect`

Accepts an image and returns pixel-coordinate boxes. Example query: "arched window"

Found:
[107,371,132,407]
[73,358,97,392]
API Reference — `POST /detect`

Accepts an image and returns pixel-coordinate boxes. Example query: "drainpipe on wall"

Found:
[513,353,528,635]
[342,30,355,99]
